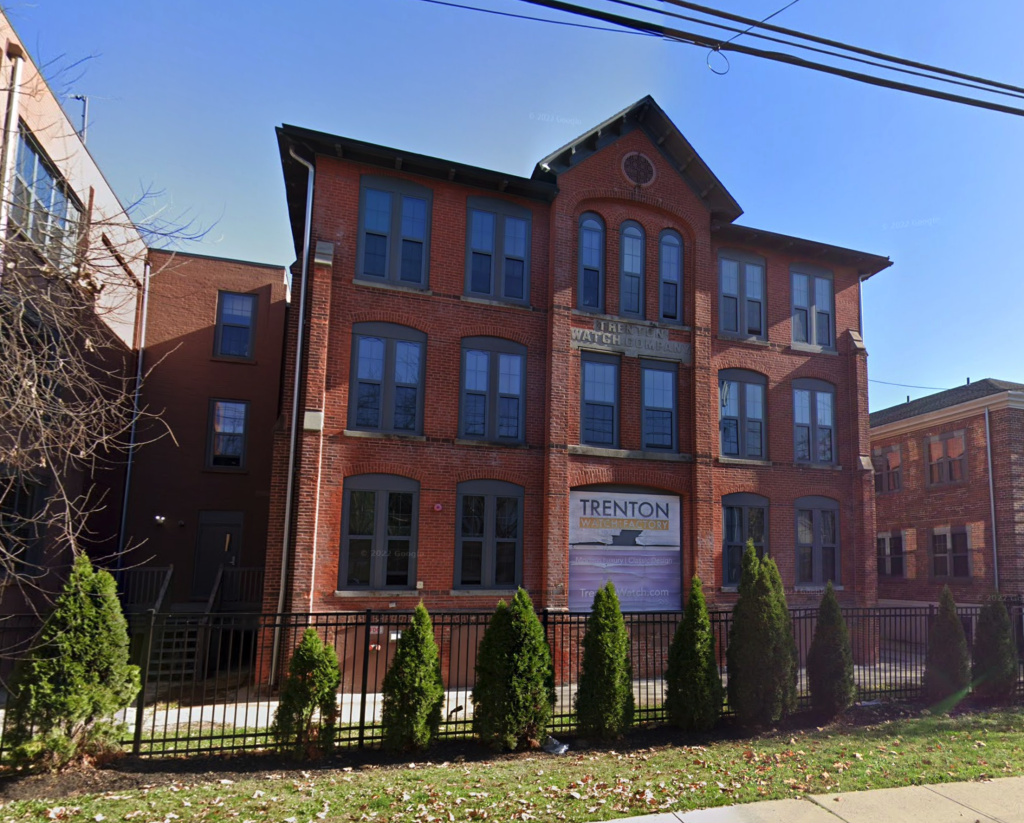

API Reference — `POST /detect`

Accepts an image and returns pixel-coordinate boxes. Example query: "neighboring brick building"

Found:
[119,250,287,612]
[870,378,1024,606]
[268,96,891,621]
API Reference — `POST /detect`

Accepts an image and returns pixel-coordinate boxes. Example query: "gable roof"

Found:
[714,223,892,277]
[870,378,1024,429]
[531,95,743,224]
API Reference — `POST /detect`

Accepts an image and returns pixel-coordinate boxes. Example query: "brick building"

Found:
[118,250,287,612]
[267,96,891,621]
[870,378,1024,606]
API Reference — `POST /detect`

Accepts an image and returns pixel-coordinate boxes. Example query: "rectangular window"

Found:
[208,400,248,469]
[456,481,524,588]
[620,224,644,317]
[794,382,835,464]
[642,362,676,451]
[796,503,840,585]
[791,267,834,348]
[659,232,683,323]
[931,527,970,579]
[581,353,618,447]
[873,445,902,493]
[719,371,766,460]
[579,215,605,312]
[466,202,532,303]
[10,127,82,265]
[719,252,766,340]
[927,431,966,486]
[723,496,768,586]
[357,177,431,286]
[214,292,257,359]
[877,533,904,578]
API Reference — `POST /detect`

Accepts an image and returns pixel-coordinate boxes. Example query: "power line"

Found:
[717,0,801,47]
[869,379,950,391]
[513,0,1024,117]
[409,0,655,35]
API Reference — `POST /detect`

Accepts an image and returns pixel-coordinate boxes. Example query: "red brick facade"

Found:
[871,384,1024,605]
[268,98,887,618]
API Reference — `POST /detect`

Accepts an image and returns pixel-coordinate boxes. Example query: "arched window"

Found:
[719,369,767,460]
[340,474,419,589]
[459,337,527,443]
[795,496,840,586]
[793,378,836,464]
[722,493,769,586]
[659,230,683,323]
[455,480,524,589]
[619,221,644,318]
[349,323,427,435]
[578,213,605,312]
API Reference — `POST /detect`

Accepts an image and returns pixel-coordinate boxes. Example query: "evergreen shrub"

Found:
[665,575,723,731]
[270,627,340,758]
[806,582,855,718]
[575,581,634,740]
[380,602,444,751]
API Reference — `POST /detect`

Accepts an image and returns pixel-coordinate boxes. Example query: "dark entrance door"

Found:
[193,511,242,600]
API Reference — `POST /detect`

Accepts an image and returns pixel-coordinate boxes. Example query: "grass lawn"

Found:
[3,707,1024,822]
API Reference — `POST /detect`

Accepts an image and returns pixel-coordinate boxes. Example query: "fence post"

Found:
[357,608,372,749]
[132,609,157,756]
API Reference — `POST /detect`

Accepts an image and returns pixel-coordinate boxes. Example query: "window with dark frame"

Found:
[340,474,418,589]
[581,352,619,447]
[873,445,902,493]
[208,400,248,468]
[10,126,82,266]
[641,360,677,451]
[349,323,426,435]
[659,230,683,323]
[791,266,834,348]
[459,337,526,443]
[356,176,431,287]
[465,198,531,303]
[619,221,644,318]
[455,480,523,589]
[926,431,966,485]
[578,213,605,312]
[793,379,836,464]
[795,497,840,585]
[877,532,904,578]
[723,493,768,586]
[719,251,766,339]
[214,292,257,359]
[719,369,767,460]
[931,527,970,578]
[0,474,45,571]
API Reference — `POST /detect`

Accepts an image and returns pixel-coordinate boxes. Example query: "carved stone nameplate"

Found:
[570,319,691,364]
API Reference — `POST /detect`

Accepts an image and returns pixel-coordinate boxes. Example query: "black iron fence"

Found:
[0,603,1021,757]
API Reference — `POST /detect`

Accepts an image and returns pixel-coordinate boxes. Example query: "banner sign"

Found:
[568,490,682,612]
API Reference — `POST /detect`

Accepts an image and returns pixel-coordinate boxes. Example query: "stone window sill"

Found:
[460,295,534,311]
[333,589,420,598]
[794,585,845,592]
[718,457,772,467]
[448,589,518,597]
[354,277,432,296]
[717,333,770,347]
[568,445,693,462]
[454,438,529,449]
[790,343,838,356]
[344,429,426,442]
[795,462,844,471]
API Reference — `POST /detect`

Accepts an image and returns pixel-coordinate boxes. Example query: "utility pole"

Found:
[70,94,88,143]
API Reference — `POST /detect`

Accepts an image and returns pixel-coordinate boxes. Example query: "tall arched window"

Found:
[722,493,769,586]
[578,213,605,312]
[659,230,683,323]
[719,369,768,460]
[339,474,419,590]
[619,221,644,318]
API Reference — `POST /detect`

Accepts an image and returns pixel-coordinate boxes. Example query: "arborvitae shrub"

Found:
[575,581,634,740]
[923,585,970,706]
[472,588,555,750]
[806,582,855,718]
[7,554,140,768]
[381,602,444,751]
[726,543,797,726]
[665,575,722,731]
[270,628,341,758]
[972,596,1018,704]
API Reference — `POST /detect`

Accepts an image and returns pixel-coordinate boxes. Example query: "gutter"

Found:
[985,407,1000,593]
[269,146,315,686]
[0,43,24,250]
[116,260,152,572]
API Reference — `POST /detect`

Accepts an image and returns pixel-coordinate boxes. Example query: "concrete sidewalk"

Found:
[625,776,1024,822]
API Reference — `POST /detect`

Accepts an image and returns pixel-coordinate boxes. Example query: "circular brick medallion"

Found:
[622,152,655,187]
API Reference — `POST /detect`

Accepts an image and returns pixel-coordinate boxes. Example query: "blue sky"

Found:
[8,0,1024,411]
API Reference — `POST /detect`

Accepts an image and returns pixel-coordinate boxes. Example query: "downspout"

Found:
[269,146,314,685]
[985,407,1000,593]
[116,261,151,573]
[0,44,25,249]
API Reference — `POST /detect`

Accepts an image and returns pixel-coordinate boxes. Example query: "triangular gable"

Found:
[531,95,743,224]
